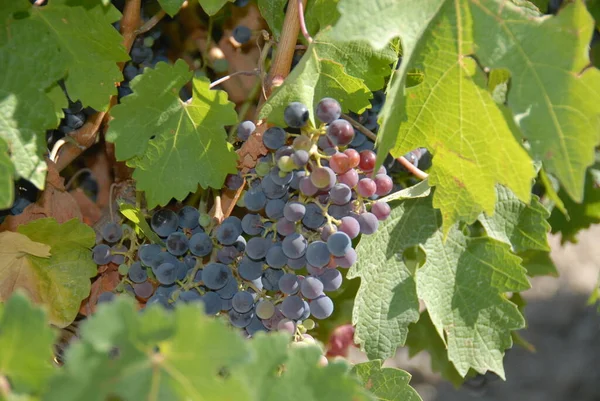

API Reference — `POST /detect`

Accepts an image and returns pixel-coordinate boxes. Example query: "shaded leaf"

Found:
[158,0,185,16]
[198,0,234,16]
[0,292,56,393]
[352,360,422,401]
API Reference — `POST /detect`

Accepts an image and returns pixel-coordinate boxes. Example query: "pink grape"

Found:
[326,119,354,146]
[310,167,336,189]
[357,178,377,197]
[329,152,351,174]
[371,201,391,221]
[338,216,360,238]
[374,174,393,196]
[337,169,359,187]
[344,148,360,168]
[359,150,376,172]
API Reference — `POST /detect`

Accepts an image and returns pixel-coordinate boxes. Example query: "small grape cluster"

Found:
[91,97,393,338]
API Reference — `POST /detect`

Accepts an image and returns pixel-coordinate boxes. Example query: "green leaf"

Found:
[257,0,287,41]
[351,360,422,401]
[46,298,374,401]
[198,0,233,16]
[106,60,239,208]
[333,0,600,228]
[0,292,56,393]
[586,0,600,29]
[0,0,128,195]
[517,250,558,277]
[30,0,129,110]
[158,0,186,16]
[405,311,463,386]
[472,1,600,203]
[0,218,98,328]
[377,179,431,203]
[304,0,341,36]
[479,185,550,253]
[244,334,372,401]
[526,0,549,12]
[0,138,15,209]
[352,195,530,378]
[548,167,600,243]
[118,201,165,246]
[260,29,397,126]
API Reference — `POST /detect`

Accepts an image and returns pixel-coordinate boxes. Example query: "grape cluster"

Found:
[91,98,393,338]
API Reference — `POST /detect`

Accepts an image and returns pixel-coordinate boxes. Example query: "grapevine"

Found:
[0,0,599,400]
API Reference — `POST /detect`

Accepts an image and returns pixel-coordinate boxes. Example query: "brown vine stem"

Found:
[297,0,313,44]
[341,113,429,180]
[55,0,141,173]
[209,70,260,89]
[262,0,307,98]
[136,9,166,35]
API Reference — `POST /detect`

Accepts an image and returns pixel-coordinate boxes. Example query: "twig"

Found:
[136,9,166,35]
[340,113,429,180]
[297,0,313,44]
[263,0,307,98]
[396,156,429,180]
[341,113,377,142]
[212,193,224,224]
[209,70,260,89]
[65,168,94,191]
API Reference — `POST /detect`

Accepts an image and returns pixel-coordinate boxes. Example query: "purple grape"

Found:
[316,97,341,124]
[357,212,379,235]
[327,232,352,257]
[282,233,308,259]
[278,273,300,295]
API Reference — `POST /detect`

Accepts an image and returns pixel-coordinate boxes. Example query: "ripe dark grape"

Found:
[202,263,233,290]
[92,244,112,265]
[263,127,287,150]
[291,150,309,166]
[155,263,177,285]
[282,233,307,259]
[242,214,263,235]
[283,201,306,222]
[327,232,352,257]
[216,218,243,245]
[128,261,147,283]
[278,273,300,295]
[232,25,252,44]
[189,232,213,257]
[283,102,309,128]
[151,209,179,237]
[101,222,123,243]
[358,212,379,235]
[201,292,222,315]
[166,232,189,256]
[302,203,325,229]
[300,276,324,299]
[229,309,254,328]
[319,269,342,292]
[110,244,127,265]
[246,237,271,260]
[310,295,334,319]
[133,281,154,298]
[329,183,352,205]
[326,119,354,146]
[265,243,288,269]
[232,291,254,313]
[237,120,255,141]
[177,206,200,229]
[226,172,244,190]
[306,241,330,268]
[281,295,305,320]
[244,186,267,211]
[316,97,341,124]
[276,218,296,236]
[238,256,264,281]
[265,198,285,219]
[262,268,284,291]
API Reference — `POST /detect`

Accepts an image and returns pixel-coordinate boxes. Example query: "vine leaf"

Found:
[260,29,397,126]
[45,298,374,401]
[242,334,372,401]
[351,360,422,401]
[0,140,14,208]
[198,0,234,16]
[352,195,530,378]
[479,185,550,253]
[258,0,340,42]
[257,0,287,41]
[118,201,165,246]
[405,311,463,386]
[548,166,600,243]
[0,0,128,206]
[0,218,96,328]
[158,0,185,16]
[333,0,600,229]
[106,60,239,208]
[0,292,56,394]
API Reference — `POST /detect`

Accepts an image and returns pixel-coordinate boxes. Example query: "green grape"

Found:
[278,155,296,172]
[303,318,315,330]
[118,264,129,275]
[256,160,271,176]
[199,213,212,228]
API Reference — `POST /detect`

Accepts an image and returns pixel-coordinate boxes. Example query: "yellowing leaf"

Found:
[0,218,96,327]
